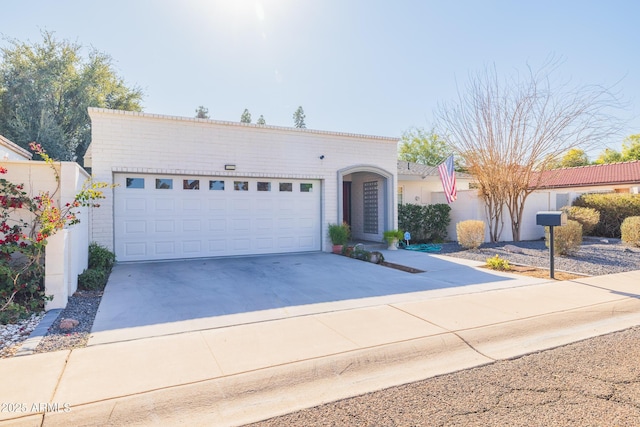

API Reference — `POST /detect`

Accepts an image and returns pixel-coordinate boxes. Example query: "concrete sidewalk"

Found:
[1,263,639,426]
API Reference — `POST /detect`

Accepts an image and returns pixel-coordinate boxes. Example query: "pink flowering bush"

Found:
[0,143,111,323]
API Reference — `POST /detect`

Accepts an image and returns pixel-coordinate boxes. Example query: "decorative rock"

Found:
[0,312,45,358]
[503,244,525,254]
[59,318,79,330]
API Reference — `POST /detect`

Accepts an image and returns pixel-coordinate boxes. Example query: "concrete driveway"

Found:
[88,251,546,345]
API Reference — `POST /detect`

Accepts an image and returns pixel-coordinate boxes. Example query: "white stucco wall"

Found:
[432,189,555,242]
[88,108,398,253]
[399,176,473,205]
[1,160,90,310]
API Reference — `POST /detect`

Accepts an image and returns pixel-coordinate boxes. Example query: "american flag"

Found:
[438,155,457,203]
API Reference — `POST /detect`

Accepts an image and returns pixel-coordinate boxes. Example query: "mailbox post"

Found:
[536,211,567,279]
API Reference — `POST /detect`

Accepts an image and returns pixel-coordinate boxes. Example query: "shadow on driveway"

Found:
[90,252,523,344]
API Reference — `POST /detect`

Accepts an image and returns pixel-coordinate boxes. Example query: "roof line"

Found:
[88,108,400,142]
[0,134,33,159]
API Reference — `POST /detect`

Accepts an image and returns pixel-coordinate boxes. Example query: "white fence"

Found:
[432,189,557,242]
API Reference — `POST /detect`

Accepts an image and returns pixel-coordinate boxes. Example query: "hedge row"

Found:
[572,193,640,238]
[398,203,451,243]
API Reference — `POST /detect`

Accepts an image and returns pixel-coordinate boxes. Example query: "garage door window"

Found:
[234,181,248,191]
[183,179,199,190]
[156,178,173,189]
[279,182,293,192]
[300,183,313,192]
[209,180,225,190]
[126,178,144,189]
[257,182,271,191]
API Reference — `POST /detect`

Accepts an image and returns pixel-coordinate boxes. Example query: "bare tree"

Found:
[437,59,621,241]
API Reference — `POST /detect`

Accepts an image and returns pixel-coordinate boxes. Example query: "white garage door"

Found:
[113,174,321,261]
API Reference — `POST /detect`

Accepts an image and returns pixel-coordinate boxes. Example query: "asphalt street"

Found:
[250,326,640,427]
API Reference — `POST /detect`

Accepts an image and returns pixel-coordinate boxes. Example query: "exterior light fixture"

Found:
[225,164,236,171]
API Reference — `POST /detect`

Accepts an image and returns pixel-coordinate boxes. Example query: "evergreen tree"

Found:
[195,106,209,119]
[240,109,252,123]
[293,106,306,128]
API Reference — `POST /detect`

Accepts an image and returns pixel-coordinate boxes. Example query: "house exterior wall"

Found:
[88,108,398,253]
[398,176,473,206]
[2,160,90,310]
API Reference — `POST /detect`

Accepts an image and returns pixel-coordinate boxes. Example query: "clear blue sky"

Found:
[2,0,639,154]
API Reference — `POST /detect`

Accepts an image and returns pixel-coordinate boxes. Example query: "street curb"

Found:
[36,303,640,426]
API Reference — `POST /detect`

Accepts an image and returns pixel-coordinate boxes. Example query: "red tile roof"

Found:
[532,161,640,189]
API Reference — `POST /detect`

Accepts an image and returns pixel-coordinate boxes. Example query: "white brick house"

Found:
[86,108,399,262]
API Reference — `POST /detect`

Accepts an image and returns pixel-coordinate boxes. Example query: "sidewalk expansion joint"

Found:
[388,304,498,361]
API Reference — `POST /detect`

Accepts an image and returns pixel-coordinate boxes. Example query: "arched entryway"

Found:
[337,165,395,242]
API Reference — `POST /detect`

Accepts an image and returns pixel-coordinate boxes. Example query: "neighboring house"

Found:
[396,161,475,205]
[0,134,32,161]
[86,108,399,262]
[428,161,640,243]
[0,134,90,310]
[533,161,640,207]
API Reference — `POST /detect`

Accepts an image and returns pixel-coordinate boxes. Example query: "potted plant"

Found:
[383,229,404,250]
[328,222,350,254]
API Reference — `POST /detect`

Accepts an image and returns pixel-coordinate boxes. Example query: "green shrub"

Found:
[78,243,116,291]
[78,269,109,291]
[545,220,582,255]
[88,242,116,272]
[573,193,640,237]
[486,255,510,271]
[398,203,451,243]
[456,220,485,249]
[561,206,600,236]
[621,216,640,247]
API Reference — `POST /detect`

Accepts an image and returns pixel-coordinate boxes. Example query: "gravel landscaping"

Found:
[0,290,102,358]
[33,290,102,354]
[439,237,640,277]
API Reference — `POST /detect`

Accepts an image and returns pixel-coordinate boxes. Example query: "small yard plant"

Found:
[456,220,485,249]
[545,220,582,255]
[486,254,511,271]
[78,243,115,291]
[383,229,404,244]
[328,222,350,246]
[561,206,600,236]
[621,216,640,247]
[383,229,403,249]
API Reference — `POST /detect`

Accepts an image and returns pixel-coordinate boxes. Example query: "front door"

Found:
[342,181,351,226]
